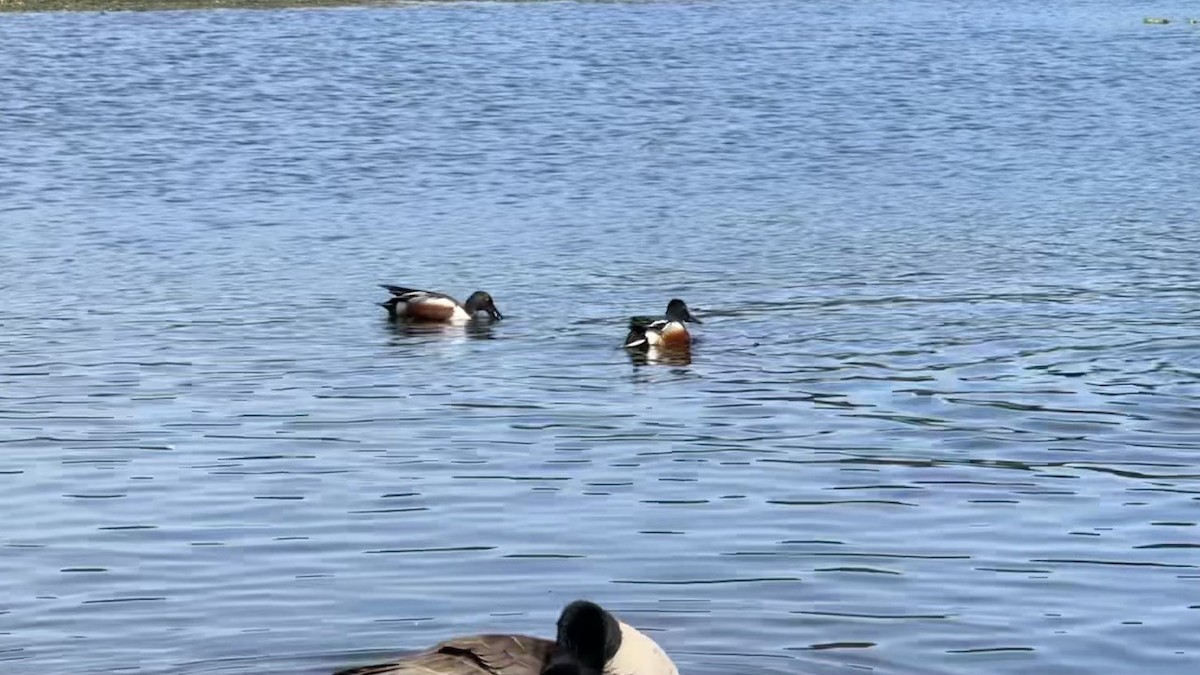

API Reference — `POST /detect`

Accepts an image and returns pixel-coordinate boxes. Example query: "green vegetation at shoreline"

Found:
[0,0,400,12]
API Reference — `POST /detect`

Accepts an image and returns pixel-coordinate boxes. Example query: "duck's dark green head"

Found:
[464,291,503,321]
[665,298,700,324]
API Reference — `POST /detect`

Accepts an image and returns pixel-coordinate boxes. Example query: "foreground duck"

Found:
[380,285,503,324]
[623,299,701,350]
[334,599,679,675]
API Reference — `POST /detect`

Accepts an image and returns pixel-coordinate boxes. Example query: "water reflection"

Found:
[384,318,498,341]
[628,346,693,367]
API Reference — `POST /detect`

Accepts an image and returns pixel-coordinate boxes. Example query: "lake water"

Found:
[2,0,1199,673]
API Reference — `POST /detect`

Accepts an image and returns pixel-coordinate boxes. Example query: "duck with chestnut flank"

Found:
[380,285,503,324]
[623,299,701,350]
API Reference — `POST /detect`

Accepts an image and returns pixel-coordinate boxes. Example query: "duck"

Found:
[380,285,503,324]
[334,599,679,675]
[623,299,701,351]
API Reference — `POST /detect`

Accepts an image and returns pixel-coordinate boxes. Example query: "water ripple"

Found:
[2,1,1199,674]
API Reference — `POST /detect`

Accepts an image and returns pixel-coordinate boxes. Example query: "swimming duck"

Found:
[623,299,701,350]
[380,285,503,324]
[334,599,679,675]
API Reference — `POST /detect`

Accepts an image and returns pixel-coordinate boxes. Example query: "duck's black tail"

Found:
[623,324,649,349]
[379,296,403,319]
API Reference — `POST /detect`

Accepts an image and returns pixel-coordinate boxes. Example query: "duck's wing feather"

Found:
[627,315,662,329]
[380,286,460,304]
[334,634,553,675]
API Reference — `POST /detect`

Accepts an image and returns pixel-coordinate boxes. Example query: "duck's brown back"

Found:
[335,634,555,675]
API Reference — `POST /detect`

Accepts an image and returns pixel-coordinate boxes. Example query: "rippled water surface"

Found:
[2,1,1200,673]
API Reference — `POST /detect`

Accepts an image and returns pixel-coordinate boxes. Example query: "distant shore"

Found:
[0,0,401,12]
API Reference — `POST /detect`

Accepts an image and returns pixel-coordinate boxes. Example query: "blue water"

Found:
[2,1,1199,673]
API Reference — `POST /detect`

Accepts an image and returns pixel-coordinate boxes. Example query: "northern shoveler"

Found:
[623,298,701,350]
[333,599,679,675]
[379,285,503,324]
